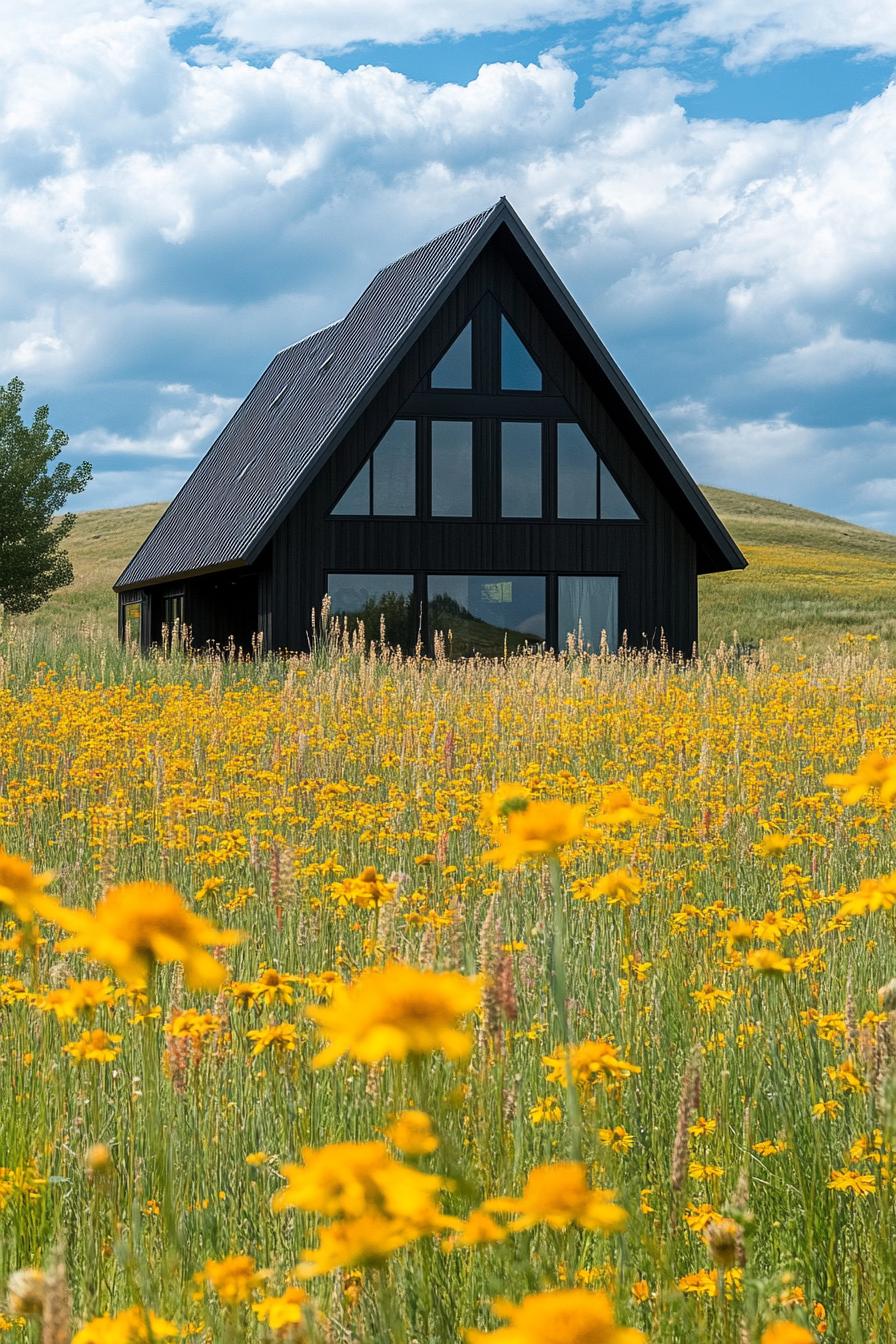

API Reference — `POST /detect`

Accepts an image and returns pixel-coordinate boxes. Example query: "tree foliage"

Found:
[0,377,92,613]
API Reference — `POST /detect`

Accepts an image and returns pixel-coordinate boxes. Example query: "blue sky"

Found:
[3,1,895,527]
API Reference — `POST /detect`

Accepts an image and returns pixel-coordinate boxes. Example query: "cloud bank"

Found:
[1,0,894,527]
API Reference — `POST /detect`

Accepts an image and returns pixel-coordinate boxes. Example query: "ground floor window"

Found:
[123,598,143,646]
[326,573,417,647]
[427,575,546,656]
[163,592,184,629]
[558,575,618,650]
[325,572,618,655]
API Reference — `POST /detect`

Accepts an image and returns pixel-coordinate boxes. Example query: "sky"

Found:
[2,1,895,529]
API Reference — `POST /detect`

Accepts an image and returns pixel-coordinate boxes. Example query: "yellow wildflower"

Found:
[592,787,660,827]
[49,882,242,989]
[63,1029,121,1063]
[838,875,896,916]
[272,1141,446,1225]
[329,866,396,910]
[746,949,793,975]
[246,1023,299,1056]
[251,1287,309,1332]
[529,1096,563,1125]
[0,850,55,925]
[307,963,481,1067]
[827,1168,876,1195]
[484,1162,628,1233]
[72,1307,178,1343]
[483,799,588,868]
[198,1255,268,1304]
[598,1126,634,1154]
[826,750,896,805]
[464,1288,645,1344]
[385,1109,439,1156]
[761,1325,814,1344]
[542,1038,640,1090]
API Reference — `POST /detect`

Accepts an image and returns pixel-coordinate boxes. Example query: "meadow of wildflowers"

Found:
[1,621,895,1343]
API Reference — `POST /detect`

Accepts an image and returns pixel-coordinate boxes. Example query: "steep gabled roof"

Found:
[116,199,744,589]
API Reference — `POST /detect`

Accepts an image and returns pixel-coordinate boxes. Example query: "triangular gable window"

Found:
[599,459,638,520]
[331,460,370,515]
[501,315,542,391]
[556,422,640,520]
[330,420,416,516]
[431,322,472,389]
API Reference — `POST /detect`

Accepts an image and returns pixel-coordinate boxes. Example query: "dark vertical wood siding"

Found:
[268,235,699,655]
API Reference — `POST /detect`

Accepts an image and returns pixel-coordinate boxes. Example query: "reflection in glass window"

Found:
[501,316,541,390]
[372,421,415,515]
[331,421,416,515]
[600,461,639,520]
[431,421,473,516]
[431,322,472,389]
[427,575,545,656]
[123,600,143,645]
[501,421,542,517]
[557,423,597,519]
[558,576,618,651]
[327,573,416,648]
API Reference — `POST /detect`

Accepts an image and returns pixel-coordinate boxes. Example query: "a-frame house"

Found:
[115,199,745,655]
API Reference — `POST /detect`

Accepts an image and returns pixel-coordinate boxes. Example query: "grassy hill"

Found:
[12,489,896,652]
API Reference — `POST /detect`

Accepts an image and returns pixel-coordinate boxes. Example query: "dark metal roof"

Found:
[115,203,502,589]
[116,198,744,589]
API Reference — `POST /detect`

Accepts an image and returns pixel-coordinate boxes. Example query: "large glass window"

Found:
[558,576,618,651]
[427,575,546,656]
[557,423,597,519]
[600,460,638,520]
[501,421,542,517]
[331,421,415,516]
[431,322,472,389]
[501,316,542,391]
[431,421,473,516]
[327,574,416,648]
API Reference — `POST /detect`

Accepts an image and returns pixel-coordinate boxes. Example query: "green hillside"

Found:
[11,489,896,651]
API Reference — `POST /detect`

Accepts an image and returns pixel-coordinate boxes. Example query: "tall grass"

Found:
[1,619,894,1342]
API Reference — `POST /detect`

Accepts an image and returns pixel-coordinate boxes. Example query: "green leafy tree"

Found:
[0,377,92,613]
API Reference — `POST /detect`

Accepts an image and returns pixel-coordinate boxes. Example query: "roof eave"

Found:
[114,556,249,593]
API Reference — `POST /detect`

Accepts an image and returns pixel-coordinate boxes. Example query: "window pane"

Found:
[431,421,473,516]
[123,601,142,644]
[558,576,619,651]
[427,575,545,656]
[501,421,542,517]
[600,461,639,520]
[163,594,183,627]
[501,315,541,390]
[327,573,416,648]
[557,423,597,519]
[373,421,415,515]
[431,322,472,388]
[331,460,370,515]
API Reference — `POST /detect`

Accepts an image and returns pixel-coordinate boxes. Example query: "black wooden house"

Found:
[115,199,745,655]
